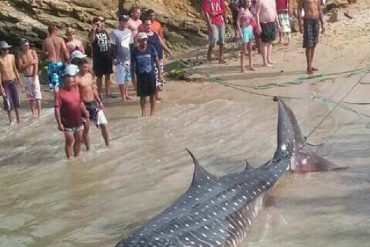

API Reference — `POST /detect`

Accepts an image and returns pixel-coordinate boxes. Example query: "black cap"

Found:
[118,15,129,22]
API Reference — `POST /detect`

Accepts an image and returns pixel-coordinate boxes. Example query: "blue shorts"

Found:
[242,26,254,43]
[48,61,65,90]
[209,24,225,46]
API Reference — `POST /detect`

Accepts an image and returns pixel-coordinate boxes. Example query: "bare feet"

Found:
[267,60,277,65]
[263,63,273,67]
[312,67,319,71]
[125,95,133,100]
[307,69,314,75]
[241,68,246,73]
[218,59,227,64]
[250,66,256,71]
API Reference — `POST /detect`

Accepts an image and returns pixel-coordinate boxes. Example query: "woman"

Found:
[66,27,85,57]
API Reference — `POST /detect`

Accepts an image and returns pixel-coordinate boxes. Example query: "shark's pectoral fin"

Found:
[313,153,348,171]
[291,151,348,172]
[185,148,218,186]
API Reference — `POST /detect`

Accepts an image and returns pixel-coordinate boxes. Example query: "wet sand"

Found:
[1,2,370,247]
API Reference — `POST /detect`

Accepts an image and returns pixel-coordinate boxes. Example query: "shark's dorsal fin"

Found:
[244,159,251,171]
[185,148,217,186]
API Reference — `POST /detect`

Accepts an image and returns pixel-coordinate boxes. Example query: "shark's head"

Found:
[273,97,347,172]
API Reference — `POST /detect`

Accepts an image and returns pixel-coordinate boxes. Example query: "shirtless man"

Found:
[255,0,280,66]
[298,0,325,74]
[0,41,23,124]
[77,59,109,148]
[127,6,143,45]
[42,24,69,92]
[18,38,42,117]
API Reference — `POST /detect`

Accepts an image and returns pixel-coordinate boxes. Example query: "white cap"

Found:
[137,32,148,40]
[64,64,79,76]
[71,50,87,60]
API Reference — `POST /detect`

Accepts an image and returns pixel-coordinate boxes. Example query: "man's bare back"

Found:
[42,35,68,62]
[0,54,18,81]
[257,0,277,23]
[78,72,96,102]
[300,0,321,19]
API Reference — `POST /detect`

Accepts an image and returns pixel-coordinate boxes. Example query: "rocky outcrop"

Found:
[0,0,208,51]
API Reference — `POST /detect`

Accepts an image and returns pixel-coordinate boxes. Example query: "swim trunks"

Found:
[83,101,108,126]
[48,61,65,90]
[303,19,320,48]
[64,125,84,133]
[24,75,42,100]
[241,26,254,43]
[154,59,165,91]
[260,22,276,43]
[2,80,20,111]
[115,62,131,85]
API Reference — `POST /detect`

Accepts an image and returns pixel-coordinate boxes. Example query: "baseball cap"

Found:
[64,64,79,77]
[137,32,148,40]
[118,14,129,22]
[71,50,87,60]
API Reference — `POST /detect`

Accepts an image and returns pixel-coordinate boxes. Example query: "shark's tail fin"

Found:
[273,97,348,172]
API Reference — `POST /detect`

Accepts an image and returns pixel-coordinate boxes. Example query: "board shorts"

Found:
[136,73,156,97]
[209,23,225,46]
[303,18,320,48]
[24,75,42,100]
[115,62,131,85]
[48,61,65,90]
[84,101,108,127]
[2,80,20,111]
[241,26,254,43]
[93,55,113,76]
[260,22,276,43]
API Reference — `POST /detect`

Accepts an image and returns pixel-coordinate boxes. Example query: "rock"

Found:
[0,0,208,52]
[344,11,353,19]
[328,8,339,22]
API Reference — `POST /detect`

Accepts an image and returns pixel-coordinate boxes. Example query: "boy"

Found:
[131,32,162,116]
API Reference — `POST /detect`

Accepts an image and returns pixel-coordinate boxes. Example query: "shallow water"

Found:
[1,66,370,247]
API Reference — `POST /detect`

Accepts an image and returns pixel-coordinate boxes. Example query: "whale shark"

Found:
[114,97,345,247]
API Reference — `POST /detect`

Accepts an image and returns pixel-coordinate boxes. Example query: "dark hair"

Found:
[77,58,89,66]
[146,9,155,16]
[92,17,100,24]
[47,24,57,34]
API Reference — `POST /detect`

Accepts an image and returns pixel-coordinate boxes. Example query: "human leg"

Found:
[267,42,276,64]
[29,99,35,116]
[100,124,109,146]
[83,120,90,151]
[73,130,83,157]
[140,96,147,117]
[247,42,254,70]
[240,43,246,72]
[96,75,103,98]
[64,131,75,159]
[36,99,41,117]
[149,95,156,116]
[104,74,111,96]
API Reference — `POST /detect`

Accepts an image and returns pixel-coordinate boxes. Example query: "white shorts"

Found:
[115,63,131,85]
[95,109,108,126]
[24,75,42,100]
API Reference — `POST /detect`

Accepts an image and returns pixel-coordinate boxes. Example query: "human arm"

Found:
[236,8,243,38]
[61,39,70,62]
[159,35,174,59]
[80,101,90,119]
[155,57,163,82]
[54,92,64,131]
[79,40,85,54]
[32,51,39,85]
[110,31,118,63]
[298,0,304,33]
[202,0,212,29]
[318,0,325,33]
[12,55,23,88]
[255,0,262,34]
[42,40,48,58]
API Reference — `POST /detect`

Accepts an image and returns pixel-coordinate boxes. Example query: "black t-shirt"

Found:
[92,30,111,58]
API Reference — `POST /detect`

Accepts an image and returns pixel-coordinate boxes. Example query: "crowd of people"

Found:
[205,0,324,73]
[0,0,325,159]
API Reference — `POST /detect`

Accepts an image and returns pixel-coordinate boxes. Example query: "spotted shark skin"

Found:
[114,97,343,247]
